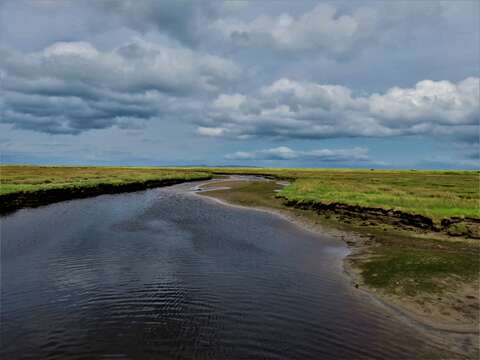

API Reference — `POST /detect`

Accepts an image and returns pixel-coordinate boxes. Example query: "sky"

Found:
[0,0,479,169]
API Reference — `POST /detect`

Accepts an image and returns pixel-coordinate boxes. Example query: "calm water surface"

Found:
[1,182,444,359]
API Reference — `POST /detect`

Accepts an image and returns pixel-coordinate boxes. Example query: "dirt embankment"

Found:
[279,198,480,239]
[0,176,212,215]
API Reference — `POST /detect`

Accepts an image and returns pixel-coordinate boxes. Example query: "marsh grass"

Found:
[200,179,480,297]
[3,166,477,223]
[200,168,479,222]
[360,244,479,296]
[0,165,211,195]
[3,166,479,222]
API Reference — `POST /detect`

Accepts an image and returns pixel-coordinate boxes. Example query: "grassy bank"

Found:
[0,165,212,214]
[3,166,479,235]
[197,168,479,320]
[200,168,480,220]
[1,165,212,195]
[199,168,480,238]
[197,179,480,290]
[279,171,479,221]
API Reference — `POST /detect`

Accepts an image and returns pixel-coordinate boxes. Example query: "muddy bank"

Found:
[0,176,212,215]
[209,171,480,239]
[279,198,480,239]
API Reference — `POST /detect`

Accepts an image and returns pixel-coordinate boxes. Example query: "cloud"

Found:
[212,3,443,58]
[197,127,227,137]
[93,0,218,46]
[2,39,239,95]
[212,94,246,110]
[0,1,478,168]
[0,39,240,134]
[225,146,370,162]
[198,77,479,145]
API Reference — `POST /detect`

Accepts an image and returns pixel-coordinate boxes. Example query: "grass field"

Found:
[0,165,212,214]
[360,242,479,295]
[2,166,479,223]
[0,165,211,195]
[200,168,480,222]
[280,171,479,221]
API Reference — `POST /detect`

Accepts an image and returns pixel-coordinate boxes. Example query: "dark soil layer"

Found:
[280,198,480,239]
[0,176,212,215]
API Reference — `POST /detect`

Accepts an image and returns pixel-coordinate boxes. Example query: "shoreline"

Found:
[194,178,479,358]
[0,176,212,216]
[280,197,480,239]
[197,186,479,332]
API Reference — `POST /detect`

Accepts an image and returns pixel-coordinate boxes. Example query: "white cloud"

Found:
[93,0,219,46]
[199,77,479,145]
[225,146,370,162]
[197,127,227,137]
[2,39,240,94]
[212,94,246,110]
[369,77,479,126]
[0,39,241,134]
[212,3,442,58]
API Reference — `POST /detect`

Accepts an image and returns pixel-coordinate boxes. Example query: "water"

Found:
[1,182,445,359]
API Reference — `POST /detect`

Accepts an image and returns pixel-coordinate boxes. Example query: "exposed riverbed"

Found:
[0,180,456,359]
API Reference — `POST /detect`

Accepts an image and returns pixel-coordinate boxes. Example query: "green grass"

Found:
[2,166,479,223]
[280,172,479,221]
[199,179,480,297]
[0,165,211,195]
[196,168,479,222]
[360,242,479,296]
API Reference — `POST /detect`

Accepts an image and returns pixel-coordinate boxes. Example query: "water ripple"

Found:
[1,186,449,359]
